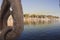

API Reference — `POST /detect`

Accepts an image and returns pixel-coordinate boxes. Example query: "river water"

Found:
[17,22,60,40]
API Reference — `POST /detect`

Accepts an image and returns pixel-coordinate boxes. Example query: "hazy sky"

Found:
[0,0,60,16]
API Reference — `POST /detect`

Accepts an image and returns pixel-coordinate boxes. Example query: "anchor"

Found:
[0,0,24,40]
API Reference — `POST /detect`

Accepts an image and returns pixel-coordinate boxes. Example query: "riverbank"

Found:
[7,14,60,26]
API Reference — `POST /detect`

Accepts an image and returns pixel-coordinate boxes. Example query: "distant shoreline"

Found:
[7,14,60,26]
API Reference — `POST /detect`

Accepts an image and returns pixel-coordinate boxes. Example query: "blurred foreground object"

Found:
[0,0,24,40]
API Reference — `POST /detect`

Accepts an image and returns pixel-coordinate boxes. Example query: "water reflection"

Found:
[19,21,60,40]
[24,20,60,25]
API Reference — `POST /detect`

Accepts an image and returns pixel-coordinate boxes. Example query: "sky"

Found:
[0,0,60,16]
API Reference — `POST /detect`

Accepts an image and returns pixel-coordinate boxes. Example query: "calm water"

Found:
[17,22,60,40]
